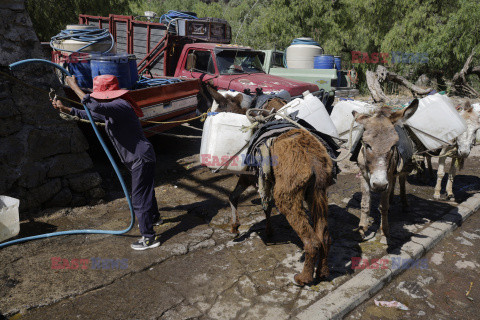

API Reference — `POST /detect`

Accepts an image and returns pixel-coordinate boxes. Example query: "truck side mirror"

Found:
[186,52,197,71]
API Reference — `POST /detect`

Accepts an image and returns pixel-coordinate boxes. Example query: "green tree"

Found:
[26,0,136,41]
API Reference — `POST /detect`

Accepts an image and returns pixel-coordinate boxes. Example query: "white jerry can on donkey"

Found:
[472,103,480,143]
[276,91,339,138]
[0,196,20,242]
[200,112,253,171]
[405,94,467,150]
[330,100,377,147]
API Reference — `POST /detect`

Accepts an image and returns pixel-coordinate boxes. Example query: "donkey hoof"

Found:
[316,269,330,281]
[230,223,240,235]
[353,227,366,240]
[447,194,455,201]
[380,235,388,245]
[433,194,442,200]
[293,273,313,287]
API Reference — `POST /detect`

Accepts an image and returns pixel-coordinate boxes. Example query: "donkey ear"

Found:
[232,94,243,105]
[352,110,371,123]
[390,99,419,123]
[206,85,229,106]
[403,99,419,120]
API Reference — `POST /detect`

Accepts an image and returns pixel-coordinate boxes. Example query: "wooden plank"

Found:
[132,26,166,36]
[116,22,127,30]
[132,33,166,42]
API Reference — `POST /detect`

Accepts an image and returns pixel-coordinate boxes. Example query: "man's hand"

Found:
[65,75,86,100]
[51,98,72,113]
[65,75,78,89]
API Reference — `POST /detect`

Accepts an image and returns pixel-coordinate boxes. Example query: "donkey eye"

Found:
[365,144,372,150]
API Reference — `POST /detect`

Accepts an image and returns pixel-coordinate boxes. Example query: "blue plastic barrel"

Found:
[116,53,138,87]
[334,56,341,71]
[67,54,92,88]
[334,55,342,86]
[314,55,334,69]
[127,55,138,87]
[90,53,132,89]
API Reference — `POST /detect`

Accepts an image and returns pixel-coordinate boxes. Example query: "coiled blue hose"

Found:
[160,10,198,33]
[135,76,183,88]
[159,10,198,24]
[50,28,114,53]
[283,38,321,68]
[0,59,135,249]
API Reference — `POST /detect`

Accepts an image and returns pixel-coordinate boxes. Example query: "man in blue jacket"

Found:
[51,74,162,250]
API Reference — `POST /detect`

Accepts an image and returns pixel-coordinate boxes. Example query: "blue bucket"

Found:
[314,55,335,69]
[90,53,132,89]
[67,54,92,88]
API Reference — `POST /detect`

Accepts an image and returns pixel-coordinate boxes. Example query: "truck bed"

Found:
[63,78,200,137]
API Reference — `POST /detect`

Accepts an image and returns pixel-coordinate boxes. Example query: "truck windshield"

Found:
[216,50,265,74]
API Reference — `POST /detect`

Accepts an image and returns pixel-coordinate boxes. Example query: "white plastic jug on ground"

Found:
[200,112,253,171]
[210,90,253,112]
[330,100,377,147]
[276,91,339,138]
[0,196,20,243]
[405,94,467,150]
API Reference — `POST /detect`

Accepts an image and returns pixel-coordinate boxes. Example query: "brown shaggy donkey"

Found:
[206,86,333,286]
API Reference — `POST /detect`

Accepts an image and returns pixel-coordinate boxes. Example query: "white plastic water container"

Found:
[0,196,20,243]
[53,25,114,54]
[472,103,480,143]
[276,91,339,138]
[405,94,467,150]
[330,100,377,146]
[210,90,253,112]
[200,112,253,171]
[286,38,323,69]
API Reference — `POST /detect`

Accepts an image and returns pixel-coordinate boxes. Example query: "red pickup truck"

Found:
[79,14,321,104]
[174,43,318,97]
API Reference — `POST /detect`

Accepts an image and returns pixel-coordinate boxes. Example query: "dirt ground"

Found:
[2,112,480,319]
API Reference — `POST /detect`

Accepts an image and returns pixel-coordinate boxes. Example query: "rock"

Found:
[0,163,20,194]
[23,178,62,210]
[45,188,72,207]
[0,134,25,166]
[88,187,105,199]
[0,99,18,118]
[0,115,22,137]
[71,195,87,207]
[68,172,102,193]
[0,0,100,215]
[28,128,71,161]
[0,82,10,100]
[70,127,89,153]
[47,152,93,178]
[17,162,48,188]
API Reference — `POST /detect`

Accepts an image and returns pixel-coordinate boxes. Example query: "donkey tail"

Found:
[310,159,330,241]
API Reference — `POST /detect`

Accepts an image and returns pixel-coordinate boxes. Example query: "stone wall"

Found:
[0,0,104,214]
